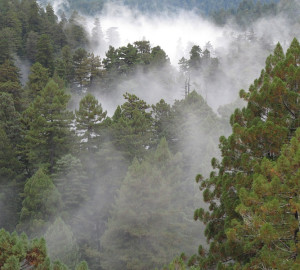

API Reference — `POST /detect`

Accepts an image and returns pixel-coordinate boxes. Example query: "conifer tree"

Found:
[18,169,61,237]
[72,48,90,91]
[75,93,107,152]
[0,228,68,269]
[226,128,300,269]
[53,154,88,216]
[36,34,54,74]
[26,62,49,101]
[75,261,89,270]
[45,217,80,269]
[100,138,201,270]
[111,92,154,160]
[24,79,73,173]
[0,59,23,111]
[193,39,300,269]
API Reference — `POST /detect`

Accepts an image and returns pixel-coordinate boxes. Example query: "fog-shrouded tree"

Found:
[44,217,80,269]
[100,138,202,270]
[53,154,88,217]
[18,168,61,237]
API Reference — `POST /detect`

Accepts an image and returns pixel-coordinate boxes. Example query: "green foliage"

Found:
[0,228,72,269]
[36,34,54,74]
[75,261,89,270]
[72,139,129,269]
[18,169,61,236]
[0,229,51,269]
[24,79,74,173]
[111,92,154,159]
[53,154,88,216]
[227,128,300,269]
[101,42,170,90]
[193,39,300,269]
[60,0,278,16]
[75,93,107,151]
[65,11,89,49]
[100,138,201,269]
[45,218,80,269]
[212,0,278,27]
[26,62,50,101]
[153,91,223,177]
[0,59,23,110]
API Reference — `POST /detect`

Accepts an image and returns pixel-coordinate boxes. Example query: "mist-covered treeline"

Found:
[0,0,300,269]
[39,0,279,16]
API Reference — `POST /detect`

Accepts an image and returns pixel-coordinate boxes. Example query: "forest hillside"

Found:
[0,0,299,269]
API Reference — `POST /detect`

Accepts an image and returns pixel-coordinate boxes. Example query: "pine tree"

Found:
[226,128,300,269]
[0,127,23,231]
[24,79,73,173]
[72,140,129,270]
[91,17,105,50]
[75,93,107,152]
[18,169,61,237]
[44,217,80,269]
[0,228,69,269]
[111,93,154,159]
[72,48,90,91]
[0,59,23,111]
[53,154,88,216]
[75,261,89,270]
[100,138,201,270]
[0,92,21,147]
[26,31,39,63]
[36,34,54,74]
[193,39,300,269]
[26,62,49,101]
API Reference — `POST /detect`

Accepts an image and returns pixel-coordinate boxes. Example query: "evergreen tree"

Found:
[26,31,39,63]
[91,17,105,50]
[56,45,74,83]
[65,11,88,49]
[26,62,49,101]
[188,45,202,70]
[72,140,129,270]
[36,34,54,74]
[45,217,80,269]
[193,39,300,269]
[111,93,154,160]
[53,154,88,216]
[18,169,61,237]
[100,138,201,270]
[72,48,90,91]
[0,92,21,146]
[75,93,107,152]
[226,128,300,269]
[75,261,89,270]
[0,127,23,231]
[0,228,68,269]
[24,79,73,173]
[0,59,23,111]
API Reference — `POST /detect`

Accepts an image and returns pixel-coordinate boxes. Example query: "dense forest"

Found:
[38,0,279,16]
[0,0,299,269]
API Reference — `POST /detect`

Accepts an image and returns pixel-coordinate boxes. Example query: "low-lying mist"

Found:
[29,1,300,269]
[55,2,298,112]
